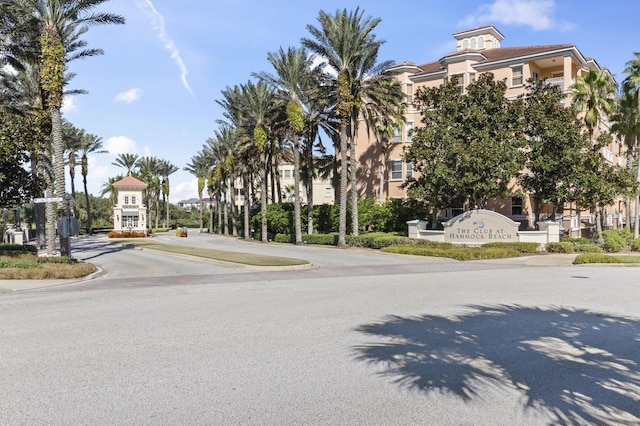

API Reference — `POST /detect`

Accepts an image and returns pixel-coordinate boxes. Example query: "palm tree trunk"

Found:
[51,108,68,254]
[338,125,349,247]
[350,134,358,237]
[83,174,92,235]
[230,179,238,237]
[635,139,640,239]
[217,193,223,235]
[223,194,229,236]
[293,135,302,244]
[261,153,268,242]
[306,144,314,235]
[243,171,250,239]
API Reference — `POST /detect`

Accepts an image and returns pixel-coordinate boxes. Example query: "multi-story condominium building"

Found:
[278,162,335,205]
[355,25,626,235]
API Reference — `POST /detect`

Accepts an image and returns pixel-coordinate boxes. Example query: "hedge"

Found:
[0,244,38,256]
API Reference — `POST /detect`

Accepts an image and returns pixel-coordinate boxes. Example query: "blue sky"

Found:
[62,0,640,202]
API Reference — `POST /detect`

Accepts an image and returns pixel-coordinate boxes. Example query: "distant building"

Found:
[112,175,148,233]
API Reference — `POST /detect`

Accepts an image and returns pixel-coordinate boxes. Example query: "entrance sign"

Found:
[33,197,65,203]
[444,209,519,244]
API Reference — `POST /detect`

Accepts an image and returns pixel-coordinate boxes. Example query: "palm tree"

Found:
[621,53,640,238]
[206,125,240,236]
[571,69,617,143]
[184,155,209,233]
[255,46,322,244]
[62,120,83,216]
[99,175,123,205]
[78,132,106,234]
[112,153,139,176]
[136,156,163,229]
[9,0,124,213]
[158,160,178,229]
[302,7,395,246]
[571,68,617,241]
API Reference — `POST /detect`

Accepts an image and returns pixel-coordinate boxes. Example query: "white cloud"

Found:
[136,0,194,95]
[61,95,78,114]
[115,88,143,103]
[459,0,573,32]
[170,177,198,203]
[105,136,137,155]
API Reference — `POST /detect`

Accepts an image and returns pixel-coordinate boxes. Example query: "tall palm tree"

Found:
[99,175,123,205]
[206,125,240,236]
[159,160,178,229]
[184,154,209,233]
[571,68,617,241]
[302,7,394,245]
[571,68,617,143]
[78,132,106,234]
[112,153,139,176]
[62,120,83,216]
[255,46,322,244]
[9,0,124,213]
[136,156,162,230]
[620,53,640,238]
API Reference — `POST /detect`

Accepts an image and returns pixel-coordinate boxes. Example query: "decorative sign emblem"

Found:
[444,209,519,244]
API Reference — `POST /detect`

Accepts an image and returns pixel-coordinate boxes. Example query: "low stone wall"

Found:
[408,211,560,248]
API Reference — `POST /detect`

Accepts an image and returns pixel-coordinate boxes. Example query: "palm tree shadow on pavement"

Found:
[354,305,640,424]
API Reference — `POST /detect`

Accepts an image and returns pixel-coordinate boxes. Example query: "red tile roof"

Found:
[112,175,148,188]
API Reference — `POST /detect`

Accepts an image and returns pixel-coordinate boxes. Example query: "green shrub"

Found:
[574,253,621,264]
[546,242,574,253]
[382,244,520,260]
[574,243,603,253]
[274,233,293,243]
[346,233,412,249]
[0,244,38,256]
[561,237,589,246]
[482,241,540,253]
[630,238,640,252]
[302,233,338,245]
[601,230,628,253]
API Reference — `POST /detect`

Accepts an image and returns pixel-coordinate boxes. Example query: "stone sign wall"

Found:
[444,209,520,244]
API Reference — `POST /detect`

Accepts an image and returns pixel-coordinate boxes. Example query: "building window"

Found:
[325,187,332,197]
[511,197,523,216]
[462,39,469,50]
[124,196,129,205]
[390,160,402,180]
[450,207,464,218]
[470,38,477,50]
[406,122,413,142]
[512,65,523,86]
[450,74,464,93]
[478,36,485,50]
[469,73,476,84]
[131,196,136,204]
[405,83,413,104]
[122,213,139,228]
[406,162,413,179]
[391,127,402,143]
[532,71,539,80]
[284,169,292,178]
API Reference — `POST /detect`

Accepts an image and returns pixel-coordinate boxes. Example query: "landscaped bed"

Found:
[0,244,96,279]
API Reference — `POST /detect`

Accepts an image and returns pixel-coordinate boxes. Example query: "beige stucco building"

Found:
[112,175,148,233]
[355,25,626,234]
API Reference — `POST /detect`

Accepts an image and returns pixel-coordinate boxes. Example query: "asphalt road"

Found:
[1,233,639,425]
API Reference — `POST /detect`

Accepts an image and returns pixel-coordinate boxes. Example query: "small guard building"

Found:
[112,175,148,234]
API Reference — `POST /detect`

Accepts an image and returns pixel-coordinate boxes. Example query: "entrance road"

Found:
[1,233,639,425]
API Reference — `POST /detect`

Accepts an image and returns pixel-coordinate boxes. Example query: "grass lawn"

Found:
[610,255,640,263]
[121,240,310,267]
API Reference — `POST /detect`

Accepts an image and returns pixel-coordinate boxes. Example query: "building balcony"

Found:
[544,77,574,90]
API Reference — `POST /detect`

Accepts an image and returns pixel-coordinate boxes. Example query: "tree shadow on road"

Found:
[354,305,640,424]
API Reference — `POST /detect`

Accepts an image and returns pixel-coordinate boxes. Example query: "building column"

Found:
[563,55,572,92]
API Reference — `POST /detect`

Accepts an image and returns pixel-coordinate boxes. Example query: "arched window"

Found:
[478,36,485,49]
[132,196,136,204]
[462,39,469,50]
[124,196,129,205]
[470,38,477,50]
